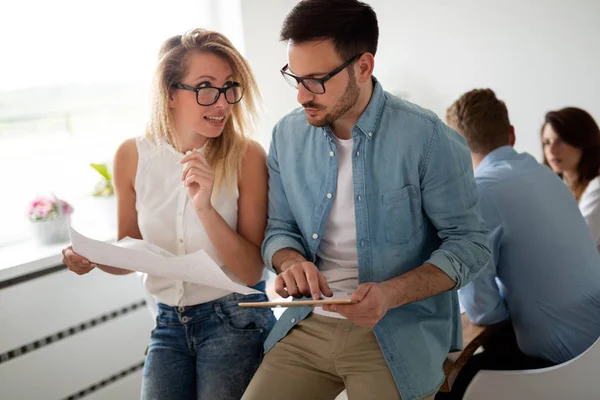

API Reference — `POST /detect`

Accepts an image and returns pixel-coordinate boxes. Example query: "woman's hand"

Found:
[180,150,215,215]
[62,246,96,275]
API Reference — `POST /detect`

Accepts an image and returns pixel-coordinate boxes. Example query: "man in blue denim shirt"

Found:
[242,1,490,400]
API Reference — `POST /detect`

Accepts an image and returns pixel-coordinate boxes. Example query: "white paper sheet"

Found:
[114,236,177,258]
[69,226,260,295]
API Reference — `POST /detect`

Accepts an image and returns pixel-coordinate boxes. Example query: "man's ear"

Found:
[356,53,375,84]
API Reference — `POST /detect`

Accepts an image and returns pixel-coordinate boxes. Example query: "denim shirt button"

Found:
[357,195,362,201]
[290,318,296,324]
[327,193,333,199]
[368,132,373,137]
[312,233,319,239]
[329,151,335,157]
[361,240,366,247]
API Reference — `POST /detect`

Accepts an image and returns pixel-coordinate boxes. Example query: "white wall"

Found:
[240,0,299,149]
[241,0,600,160]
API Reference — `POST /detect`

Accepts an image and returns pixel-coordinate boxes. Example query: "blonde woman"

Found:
[61,29,275,399]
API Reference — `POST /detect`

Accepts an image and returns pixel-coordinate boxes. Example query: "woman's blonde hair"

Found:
[146,28,261,189]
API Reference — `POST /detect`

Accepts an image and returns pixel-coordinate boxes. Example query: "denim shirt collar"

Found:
[323,76,386,140]
[476,145,517,176]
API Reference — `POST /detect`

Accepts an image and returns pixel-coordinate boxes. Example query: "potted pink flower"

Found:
[27,196,74,245]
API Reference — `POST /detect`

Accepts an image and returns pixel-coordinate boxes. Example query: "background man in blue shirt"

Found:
[242,2,490,400]
[443,88,600,399]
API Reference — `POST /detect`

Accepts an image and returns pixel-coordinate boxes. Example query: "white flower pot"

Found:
[30,216,71,245]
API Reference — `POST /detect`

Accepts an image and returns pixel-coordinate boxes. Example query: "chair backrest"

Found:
[463,335,600,399]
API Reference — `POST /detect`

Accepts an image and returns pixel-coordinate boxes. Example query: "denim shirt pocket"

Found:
[382,185,422,244]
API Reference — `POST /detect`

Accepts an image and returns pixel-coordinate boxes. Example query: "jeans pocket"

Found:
[152,313,160,330]
[214,303,272,334]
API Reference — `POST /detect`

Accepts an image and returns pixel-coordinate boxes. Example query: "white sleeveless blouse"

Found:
[135,136,239,306]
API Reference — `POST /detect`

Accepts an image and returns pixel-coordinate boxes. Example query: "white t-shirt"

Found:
[313,136,359,319]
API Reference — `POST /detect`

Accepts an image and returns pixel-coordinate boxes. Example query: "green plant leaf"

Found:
[90,163,112,181]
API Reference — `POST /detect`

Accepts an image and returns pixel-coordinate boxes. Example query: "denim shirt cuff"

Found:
[425,250,461,288]
[263,236,308,274]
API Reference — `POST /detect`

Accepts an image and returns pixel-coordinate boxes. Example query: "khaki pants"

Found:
[242,313,436,400]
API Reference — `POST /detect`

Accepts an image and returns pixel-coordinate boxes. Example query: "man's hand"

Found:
[323,283,390,328]
[275,261,334,300]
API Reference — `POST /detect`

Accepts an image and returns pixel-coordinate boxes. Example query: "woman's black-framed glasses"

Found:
[280,53,362,95]
[171,82,244,106]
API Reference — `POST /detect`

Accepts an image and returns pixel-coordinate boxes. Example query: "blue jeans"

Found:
[141,291,275,400]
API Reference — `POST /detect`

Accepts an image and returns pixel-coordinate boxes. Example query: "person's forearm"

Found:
[198,207,264,286]
[272,248,307,273]
[378,263,456,308]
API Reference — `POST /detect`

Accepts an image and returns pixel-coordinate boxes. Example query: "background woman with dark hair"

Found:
[542,107,600,250]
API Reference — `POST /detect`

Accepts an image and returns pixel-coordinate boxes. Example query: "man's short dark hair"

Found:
[446,89,512,154]
[280,0,379,60]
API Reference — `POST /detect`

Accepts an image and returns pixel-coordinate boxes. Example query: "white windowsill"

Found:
[0,209,117,282]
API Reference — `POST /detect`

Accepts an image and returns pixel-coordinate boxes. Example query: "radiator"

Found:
[0,266,154,400]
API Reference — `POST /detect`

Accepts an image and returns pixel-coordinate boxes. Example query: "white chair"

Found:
[463,336,600,399]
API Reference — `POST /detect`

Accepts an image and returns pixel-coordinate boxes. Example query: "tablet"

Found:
[238,299,358,308]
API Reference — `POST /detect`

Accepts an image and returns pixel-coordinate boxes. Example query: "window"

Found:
[0,0,243,247]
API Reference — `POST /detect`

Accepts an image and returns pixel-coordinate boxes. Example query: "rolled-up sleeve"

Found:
[459,187,509,324]
[421,120,491,288]
[261,127,309,273]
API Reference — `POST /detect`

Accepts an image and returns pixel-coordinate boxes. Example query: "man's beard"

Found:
[303,75,360,128]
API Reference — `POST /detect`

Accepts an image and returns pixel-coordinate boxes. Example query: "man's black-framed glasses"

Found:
[171,82,244,106]
[280,53,362,95]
